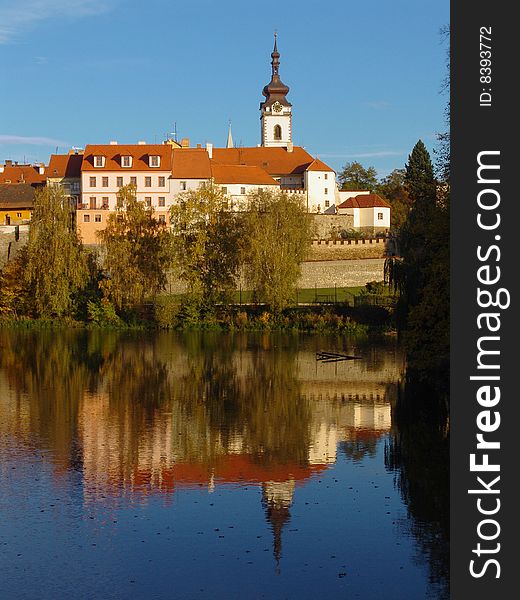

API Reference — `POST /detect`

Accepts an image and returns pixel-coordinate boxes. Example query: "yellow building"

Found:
[0,183,35,224]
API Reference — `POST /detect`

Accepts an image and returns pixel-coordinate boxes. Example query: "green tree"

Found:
[376,169,413,232]
[24,186,91,317]
[395,140,449,391]
[98,184,172,309]
[169,184,243,310]
[242,189,313,312]
[338,161,378,191]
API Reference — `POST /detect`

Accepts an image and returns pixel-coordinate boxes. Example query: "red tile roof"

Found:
[46,154,83,178]
[172,148,212,179]
[305,158,335,172]
[211,164,279,185]
[337,193,391,209]
[0,165,46,185]
[211,146,321,175]
[82,144,173,171]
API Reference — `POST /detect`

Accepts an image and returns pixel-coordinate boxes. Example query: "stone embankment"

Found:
[0,225,29,268]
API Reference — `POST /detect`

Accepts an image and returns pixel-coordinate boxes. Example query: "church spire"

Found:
[260,33,291,109]
[226,121,234,148]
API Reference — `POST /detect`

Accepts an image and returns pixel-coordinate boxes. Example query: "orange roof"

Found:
[82,144,173,171]
[306,158,335,173]
[0,164,46,185]
[211,146,321,175]
[211,164,279,186]
[46,154,83,178]
[172,148,211,179]
[337,193,391,209]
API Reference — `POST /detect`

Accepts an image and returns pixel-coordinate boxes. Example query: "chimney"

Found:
[39,163,45,175]
[0,166,4,173]
[206,142,213,159]
[196,143,202,149]
[287,142,293,153]
[5,159,13,167]
[180,137,190,148]
[109,140,118,145]
[138,140,146,145]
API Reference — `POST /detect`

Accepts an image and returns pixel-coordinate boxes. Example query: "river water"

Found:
[0,330,448,599]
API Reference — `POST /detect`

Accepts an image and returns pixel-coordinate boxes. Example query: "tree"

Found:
[242,189,313,312]
[98,184,172,308]
[338,161,378,191]
[24,185,91,317]
[169,184,244,309]
[376,169,413,232]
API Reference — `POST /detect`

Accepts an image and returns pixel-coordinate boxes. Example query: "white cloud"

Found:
[0,134,68,146]
[0,0,112,44]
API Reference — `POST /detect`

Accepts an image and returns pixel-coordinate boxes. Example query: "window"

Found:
[102,197,109,209]
[94,156,105,167]
[240,187,246,195]
[130,176,137,186]
[158,176,165,187]
[71,182,80,193]
[16,212,22,218]
[95,214,102,223]
[180,181,187,190]
[89,197,96,209]
[83,214,90,223]
[274,124,282,140]
[122,155,132,167]
[324,188,328,194]
[325,200,330,208]
[158,215,166,223]
[149,155,160,167]
[89,177,96,187]
[102,176,109,187]
[258,187,263,193]
[221,187,228,194]
[116,176,123,187]
[324,173,328,180]
[378,212,384,220]
[145,197,152,207]
[158,197,165,207]
[145,176,152,187]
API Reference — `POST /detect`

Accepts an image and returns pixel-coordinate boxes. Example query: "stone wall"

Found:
[0,225,29,268]
[306,237,392,261]
[312,214,354,239]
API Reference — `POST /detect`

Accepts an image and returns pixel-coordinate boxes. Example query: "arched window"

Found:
[274,124,282,140]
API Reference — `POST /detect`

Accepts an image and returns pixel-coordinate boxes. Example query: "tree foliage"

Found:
[169,184,244,309]
[376,169,413,231]
[23,186,91,317]
[242,189,313,312]
[98,184,172,308]
[338,161,378,191]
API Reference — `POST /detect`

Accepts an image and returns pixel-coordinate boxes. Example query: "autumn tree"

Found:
[242,189,313,312]
[376,169,413,232]
[169,184,244,309]
[338,161,378,191]
[23,185,91,317]
[98,184,172,308]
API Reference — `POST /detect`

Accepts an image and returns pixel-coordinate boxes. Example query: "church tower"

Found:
[260,34,292,147]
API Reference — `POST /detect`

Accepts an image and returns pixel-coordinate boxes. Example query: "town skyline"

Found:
[0,0,449,177]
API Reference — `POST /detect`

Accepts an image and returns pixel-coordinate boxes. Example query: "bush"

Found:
[87,299,123,327]
[154,296,180,329]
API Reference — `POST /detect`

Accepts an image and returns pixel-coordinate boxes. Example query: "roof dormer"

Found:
[94,155,105,168]
[121,155,133,168]
[149,155,161,168]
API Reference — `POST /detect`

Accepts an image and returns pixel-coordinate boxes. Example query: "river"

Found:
[0,329,448,599]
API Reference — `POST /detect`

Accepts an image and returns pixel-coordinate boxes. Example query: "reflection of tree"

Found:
[385,379,449,600]
[339,436,378,462]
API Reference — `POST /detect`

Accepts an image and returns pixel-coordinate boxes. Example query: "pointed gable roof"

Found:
[211,146,318,176]
[46,153,83,178]
[172,148,212,179]
[82,144,173,171]
[305,158,335,173]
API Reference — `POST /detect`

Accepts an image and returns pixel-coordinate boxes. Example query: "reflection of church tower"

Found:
[261,479,295,567]
[260,33,292,147]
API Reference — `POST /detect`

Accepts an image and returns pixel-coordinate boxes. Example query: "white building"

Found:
[337,193,391,233]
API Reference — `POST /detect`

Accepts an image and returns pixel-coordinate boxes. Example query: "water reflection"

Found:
[0,329,447,598]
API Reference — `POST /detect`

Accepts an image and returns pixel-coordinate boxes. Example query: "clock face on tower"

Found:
[272,101,282,113]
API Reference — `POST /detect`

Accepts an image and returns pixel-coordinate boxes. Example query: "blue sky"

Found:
[0,0,449,178]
